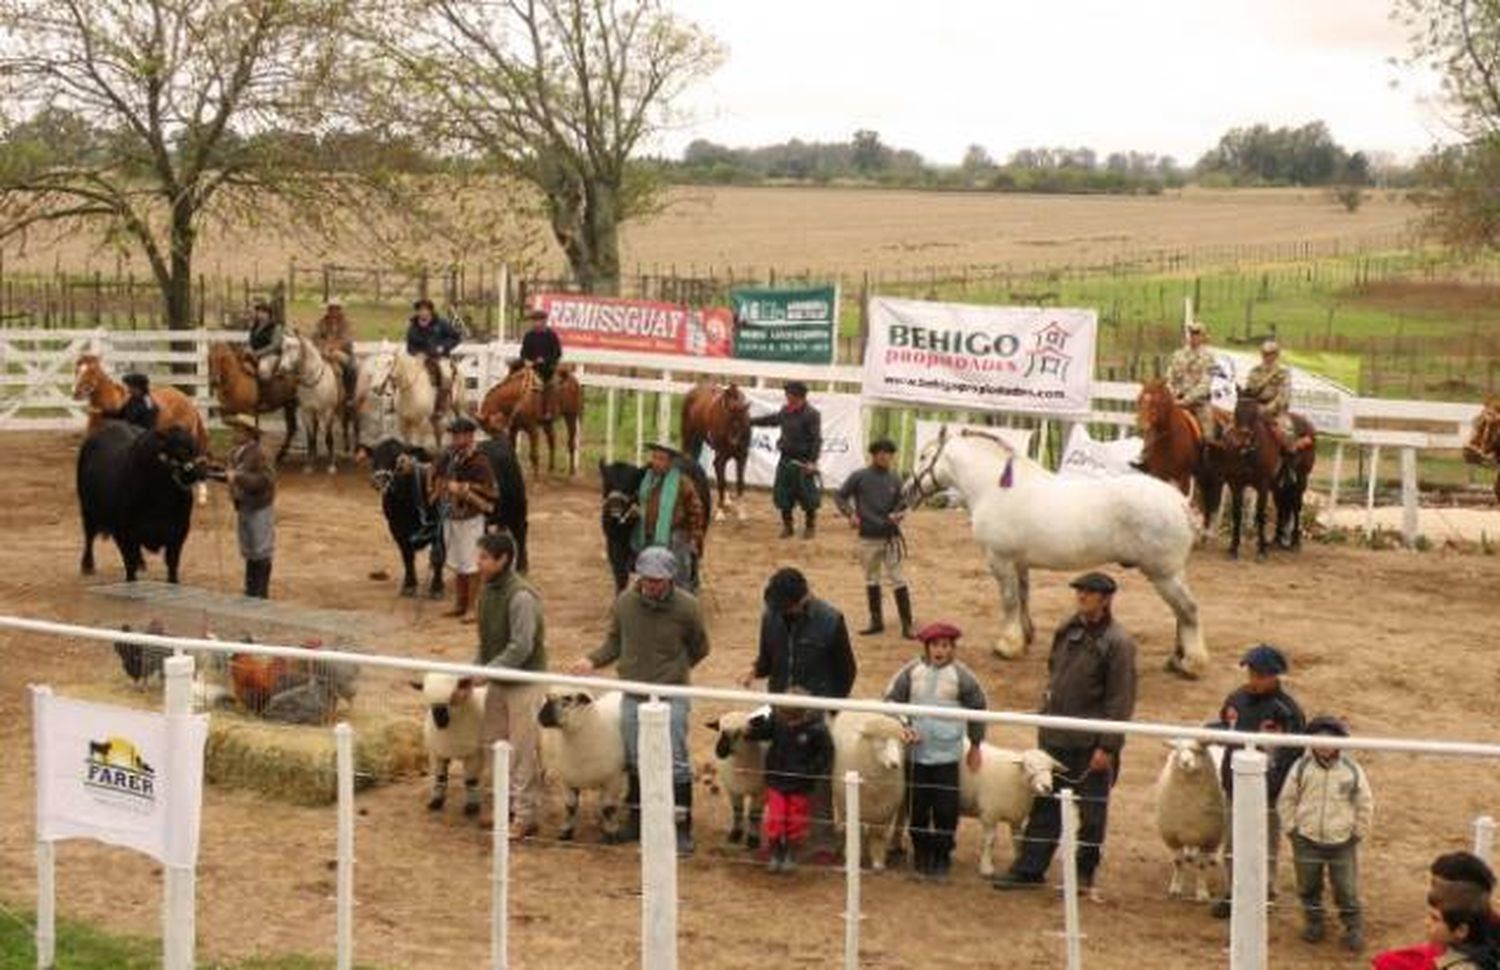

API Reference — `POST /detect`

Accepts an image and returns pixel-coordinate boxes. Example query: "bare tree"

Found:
[366,0,723,293]
[0,0,381,328]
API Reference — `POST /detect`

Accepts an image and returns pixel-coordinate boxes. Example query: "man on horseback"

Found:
[1167,321,1220,447]
[101,374,160,430]
[247,300,285,383]
[519,306,563,421]
[750,380,823,539]
[434,416,499,623]
[633,443,707,592]
[1244,340,1298,462]
[313,297,357,405]
[406,298,462,415]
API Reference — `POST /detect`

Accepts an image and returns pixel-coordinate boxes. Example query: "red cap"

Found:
[915,621,962,643]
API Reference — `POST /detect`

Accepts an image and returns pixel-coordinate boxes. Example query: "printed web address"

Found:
[884,377,1067,400]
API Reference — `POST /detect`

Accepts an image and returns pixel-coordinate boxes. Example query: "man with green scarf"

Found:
[632,443,706,592]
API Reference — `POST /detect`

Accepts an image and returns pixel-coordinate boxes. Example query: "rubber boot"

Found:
[257,559,273,599]
[445,574,470,618]
[779,512,795,539]
[893,585,916,640]
[802,510,816,540]
[858,585,884,636]
[243,559,257,598]
[674,781,695,857]
[460,574,479,624]
[607,772,641,845]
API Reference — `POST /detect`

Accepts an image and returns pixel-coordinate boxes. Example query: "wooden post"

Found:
[1229,748,1269,970]
[491,741,512,970]
[163,655,196,970]
[1401,446,1418,548]
[1328,441,1345,514]
[31,685,56,970]
[1060,790,1084,970]
[336,723,355,970]
[1364,446,1380,538]
[843,770,862,970]
[638,701,678,970]
[1474,816,1497,866]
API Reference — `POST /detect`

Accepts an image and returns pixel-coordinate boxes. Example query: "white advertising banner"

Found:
[1058,425,1145,478]
[33,692,208,867]
[863,297,1098,416]
[1208,351,1355,435]
[913,421,1034,463]
[700,390,865,491]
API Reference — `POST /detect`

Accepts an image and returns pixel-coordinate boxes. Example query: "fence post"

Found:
[1400,447,1418,548]
[1363,446,1381,538]
[843,770,862,970]
[657,375,673,444]
[638,700,678,970]
[1474,815,1497,866]
[163,655,196,970]
[1328,441,1345,514]
[492,741,512,970]
[1229,748,1269,970]
[634,392,645,465]
[1059,789,1084,970]
[32,685,55,970]
[335,722,355,970]
[605,387,617,463]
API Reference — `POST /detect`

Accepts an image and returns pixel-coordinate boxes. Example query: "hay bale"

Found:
[66,680,425,806]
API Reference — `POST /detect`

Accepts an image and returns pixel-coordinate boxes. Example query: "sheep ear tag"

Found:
[998,457,1014,489]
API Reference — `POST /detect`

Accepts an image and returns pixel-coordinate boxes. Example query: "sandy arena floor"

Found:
[2,431,1499,969]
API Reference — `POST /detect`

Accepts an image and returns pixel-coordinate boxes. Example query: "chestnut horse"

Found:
[73,354,208,453]
[1464,399,1500,502]
[681,383,752,521]
[206,342,300,463]
[1134,379,1205,496]
[476,361,582,478]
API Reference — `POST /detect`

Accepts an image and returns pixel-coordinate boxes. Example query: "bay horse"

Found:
[477,361,583,479]
[1200,397,1281,561]
[681,383,751,521]
[1134,379,1203,496]
[904,427,1207,678]
[1463,399,1500,502]
[206,342,299,463]
[73,354,209,453]
[278,331,347,475]
[1273,414,1317,550]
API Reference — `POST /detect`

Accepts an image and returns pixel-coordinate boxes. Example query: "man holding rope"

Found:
[835,438,915,639]
[750,380,822,539]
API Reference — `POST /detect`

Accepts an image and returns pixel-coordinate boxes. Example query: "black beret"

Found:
[869,439,897,454]
[784,380,809,398]
[447,415,478,434]
[1306,714,1348,737]
[122,373,150,391]
[764,567,809,609]
[1069,571,1118,595]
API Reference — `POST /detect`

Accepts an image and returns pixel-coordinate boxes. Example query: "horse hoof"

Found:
[427,587,445,600]
[399,586,417,598]
[1164,656,1200,680]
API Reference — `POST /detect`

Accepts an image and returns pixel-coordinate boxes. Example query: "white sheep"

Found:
[959,744,1063,877]
[832,711,908,871]
[412,673,488,817]
[538,689,627,842]
[1154,738,1226,901]
[703,708,768,849]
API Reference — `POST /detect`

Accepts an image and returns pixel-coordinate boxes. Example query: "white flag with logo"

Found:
[33,692,208,867]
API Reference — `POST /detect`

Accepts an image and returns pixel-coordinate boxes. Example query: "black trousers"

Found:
[1013,746,1118,881]
[909,762,960,864]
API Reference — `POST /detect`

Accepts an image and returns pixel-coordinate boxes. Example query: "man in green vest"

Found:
[474,531,546,839]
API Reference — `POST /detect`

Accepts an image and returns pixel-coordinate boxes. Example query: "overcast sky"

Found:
[657,0,1452,165]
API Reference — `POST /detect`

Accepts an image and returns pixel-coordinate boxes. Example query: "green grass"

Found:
[0,907,388,970]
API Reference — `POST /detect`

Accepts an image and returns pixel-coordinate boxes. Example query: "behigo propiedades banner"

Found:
[863,297,1097,416]
[533,293,733,358]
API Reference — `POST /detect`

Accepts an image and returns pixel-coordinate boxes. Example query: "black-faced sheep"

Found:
[703,708,769,849]
[413,673,487,817]
[537,689,627,842]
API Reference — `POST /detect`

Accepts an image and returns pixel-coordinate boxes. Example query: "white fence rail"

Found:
[8,614,1500,970]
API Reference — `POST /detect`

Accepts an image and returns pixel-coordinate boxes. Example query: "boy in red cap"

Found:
[884,620,987,880]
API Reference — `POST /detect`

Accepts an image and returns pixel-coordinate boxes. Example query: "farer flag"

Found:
[33,690,208,867]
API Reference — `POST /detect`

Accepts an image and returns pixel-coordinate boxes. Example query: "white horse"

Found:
[278,332,344,475]
[354,344,396,446]
[905,426,1207,678]
[388,350,458,450]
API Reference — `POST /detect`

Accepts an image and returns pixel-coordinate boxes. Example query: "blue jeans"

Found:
[620,694,692,786]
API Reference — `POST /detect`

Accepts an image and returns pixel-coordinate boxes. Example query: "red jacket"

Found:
[1371,944,1440,970]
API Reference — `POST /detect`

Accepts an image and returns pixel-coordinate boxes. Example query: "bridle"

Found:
[907,426,1019,506]
[603,488,641,525]
[285,334,330,390]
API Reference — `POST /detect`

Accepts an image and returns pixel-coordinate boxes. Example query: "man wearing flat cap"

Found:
[433,415,498,623]
[519,306,563,421]
[632,443,706,592]
[835,438,915,638]
[1209,642,1306,918]
[996,570,1136,893]
[222,414,276,598]
[750,380,823,538]
[571,545,711,855]
[1167,321,1220,446]
[102,373,160,431]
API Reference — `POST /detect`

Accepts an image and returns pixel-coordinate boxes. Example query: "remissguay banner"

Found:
[534,293,734,358]
[863,297,1097,416]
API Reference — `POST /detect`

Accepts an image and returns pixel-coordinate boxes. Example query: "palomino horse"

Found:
[681,383,752,521]
[477,361,583,478]
[386,350,457,450]
[206,342,300,463]
[1199,397,1283,560]
[73,354,208,453]
[1134,379,1209,496]
[904,426,1207,678]
[1464,399,1500,503]
[278,332,347,474]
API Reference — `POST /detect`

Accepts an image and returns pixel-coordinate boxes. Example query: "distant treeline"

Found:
[656,122,1418,194]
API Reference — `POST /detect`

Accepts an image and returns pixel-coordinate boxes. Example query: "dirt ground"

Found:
[2,431,1499,969]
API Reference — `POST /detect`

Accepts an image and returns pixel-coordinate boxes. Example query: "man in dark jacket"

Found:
[405,298,463,413]
[995,571,1137,892]
[1210,643,1306,918]
[835,438,913,638]
[222,414,276,598]
[519,307,563,420]
[750,380,822,538]
[103,374,160,430]
[247,300,284,382]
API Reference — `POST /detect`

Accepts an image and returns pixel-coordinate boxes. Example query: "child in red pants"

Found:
[746,691,834,873]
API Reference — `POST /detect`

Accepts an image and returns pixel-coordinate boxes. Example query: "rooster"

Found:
[113,619,171,689]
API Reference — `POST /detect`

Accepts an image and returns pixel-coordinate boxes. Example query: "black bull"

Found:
[599,458,711,593]
[358,437,529,596]
[77,422,206,583]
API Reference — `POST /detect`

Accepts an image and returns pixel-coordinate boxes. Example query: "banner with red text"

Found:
[862,297,1097,416]
[534,293,733,358]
